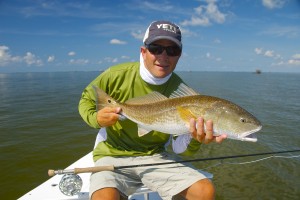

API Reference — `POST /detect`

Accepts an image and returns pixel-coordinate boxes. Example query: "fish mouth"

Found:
[238,126,262,142]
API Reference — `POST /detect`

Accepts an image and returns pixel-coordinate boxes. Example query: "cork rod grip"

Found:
[48,165,115,176]
[74,165,115,174]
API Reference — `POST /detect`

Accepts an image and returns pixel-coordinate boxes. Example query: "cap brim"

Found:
[145,36,182,48]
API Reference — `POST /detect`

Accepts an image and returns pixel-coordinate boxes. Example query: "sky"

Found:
[0,0,300,73]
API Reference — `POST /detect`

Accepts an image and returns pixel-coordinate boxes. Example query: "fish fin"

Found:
[125,92,168,105]
[92,85,119,111]
[177,106,197,122]
[137,125,152,137]
[170,83,200,98]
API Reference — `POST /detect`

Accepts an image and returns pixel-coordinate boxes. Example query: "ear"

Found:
[140,46,147,59]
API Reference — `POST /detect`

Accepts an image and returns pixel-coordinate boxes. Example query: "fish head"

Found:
[93,86,120,110]
[209,100,262,142]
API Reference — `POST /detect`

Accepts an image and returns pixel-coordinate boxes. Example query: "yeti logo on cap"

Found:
[156,24,177,33]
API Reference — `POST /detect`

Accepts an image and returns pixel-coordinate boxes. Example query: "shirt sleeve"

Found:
[78,84,100,129]
[172,134,201,156]
[78,70,110,129]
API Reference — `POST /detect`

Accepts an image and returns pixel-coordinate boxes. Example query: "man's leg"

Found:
[178,179,215,200]
[91,187,128,200]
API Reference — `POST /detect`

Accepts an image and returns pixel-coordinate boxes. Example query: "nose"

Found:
[156,51,169,63]
[158,49,169,59]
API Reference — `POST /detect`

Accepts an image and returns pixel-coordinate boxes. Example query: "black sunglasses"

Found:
[145,44,182,57]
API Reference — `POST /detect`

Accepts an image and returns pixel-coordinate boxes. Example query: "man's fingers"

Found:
[189,118,196,138]
[196,117,205,142]
[214,134,227,143]
[105,107,121,114]
[204,120,213,143]
[189,117,227,144]
[97,107,122,127]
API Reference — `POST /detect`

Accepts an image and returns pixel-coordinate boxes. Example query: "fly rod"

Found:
[48,149,300,176]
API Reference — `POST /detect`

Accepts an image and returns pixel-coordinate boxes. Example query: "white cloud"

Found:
[110,39,127,45]
[181,16,210,26]
[204,52,221,61]
[0,46,9,57]
[259,25,300,38]
[181,0,226,26]
[255,48,263,55]
[292,54,300,59]
[131,30,144,41]
[206,52,211,58]
[288,54,300,65]
[213,38,221,44]
[47,55,55,62]
[180,27,198,37]
[262,0,286,9]
[121,55,130,59]
[255,48,282,59]
[205,0,226,23]
[69,58,89,65]
[273,61,285,66]
[264,50,274,57]
[23,52,43,66]
[0,45,44,66]
[104,57,118,63]
[137,1,173,11]
[288,59,300,65]
[0,45,22,66]
[68,51,76,56]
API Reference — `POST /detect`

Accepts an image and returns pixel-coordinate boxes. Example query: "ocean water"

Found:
[0,71,299,199]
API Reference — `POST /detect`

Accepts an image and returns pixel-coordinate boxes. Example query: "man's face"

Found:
[141,39,181,78]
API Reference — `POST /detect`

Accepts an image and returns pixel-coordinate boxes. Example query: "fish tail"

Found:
[92,85,119,111]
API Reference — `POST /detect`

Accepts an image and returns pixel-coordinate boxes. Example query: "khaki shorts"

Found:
[90,153,211,200]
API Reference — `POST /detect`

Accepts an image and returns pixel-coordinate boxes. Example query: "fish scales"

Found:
[120,96,205,124]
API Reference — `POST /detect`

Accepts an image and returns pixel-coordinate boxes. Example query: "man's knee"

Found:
[91,187,120,200]
[179,179,215,200]
[199,179,215,199]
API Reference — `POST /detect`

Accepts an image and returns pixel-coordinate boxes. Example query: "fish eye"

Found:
[240,118,247,123]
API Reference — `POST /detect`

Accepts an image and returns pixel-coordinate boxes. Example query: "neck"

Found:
[139,53,172,85]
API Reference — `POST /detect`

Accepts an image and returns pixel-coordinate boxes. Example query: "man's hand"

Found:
[189,117,227,144]
[97,107,122,127]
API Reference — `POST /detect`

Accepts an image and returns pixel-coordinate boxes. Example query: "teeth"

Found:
[241,126,262,138]
[241,134,257,142]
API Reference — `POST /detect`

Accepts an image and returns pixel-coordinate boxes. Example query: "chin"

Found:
[155,68,171,77]
[154,72,170,78]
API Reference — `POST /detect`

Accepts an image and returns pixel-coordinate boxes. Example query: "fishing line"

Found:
[200,154,300,171]
[225,154,300,165]
[107,154,300,185]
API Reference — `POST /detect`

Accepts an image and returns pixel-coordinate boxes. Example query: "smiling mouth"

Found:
[156,64,168,68]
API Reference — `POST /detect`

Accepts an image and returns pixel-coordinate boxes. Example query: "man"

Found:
[79,20,227,200]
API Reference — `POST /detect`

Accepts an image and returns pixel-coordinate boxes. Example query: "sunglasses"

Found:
[145,44,182,57]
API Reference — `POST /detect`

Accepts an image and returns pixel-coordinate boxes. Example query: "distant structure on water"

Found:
[255,69,262,74]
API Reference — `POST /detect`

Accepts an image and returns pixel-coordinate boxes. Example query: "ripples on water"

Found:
[0,71,299,199]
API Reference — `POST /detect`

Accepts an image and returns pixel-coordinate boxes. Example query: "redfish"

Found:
[93,84,262,142]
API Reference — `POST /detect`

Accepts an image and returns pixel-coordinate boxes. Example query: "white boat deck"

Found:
[18,152,162,200]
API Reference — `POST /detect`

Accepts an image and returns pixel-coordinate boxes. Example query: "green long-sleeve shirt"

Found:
[79,62,200,161]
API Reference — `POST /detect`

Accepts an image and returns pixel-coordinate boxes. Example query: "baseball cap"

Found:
[143,20,182,48]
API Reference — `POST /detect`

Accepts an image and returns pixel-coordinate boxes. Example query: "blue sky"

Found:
[1,0,300,73]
